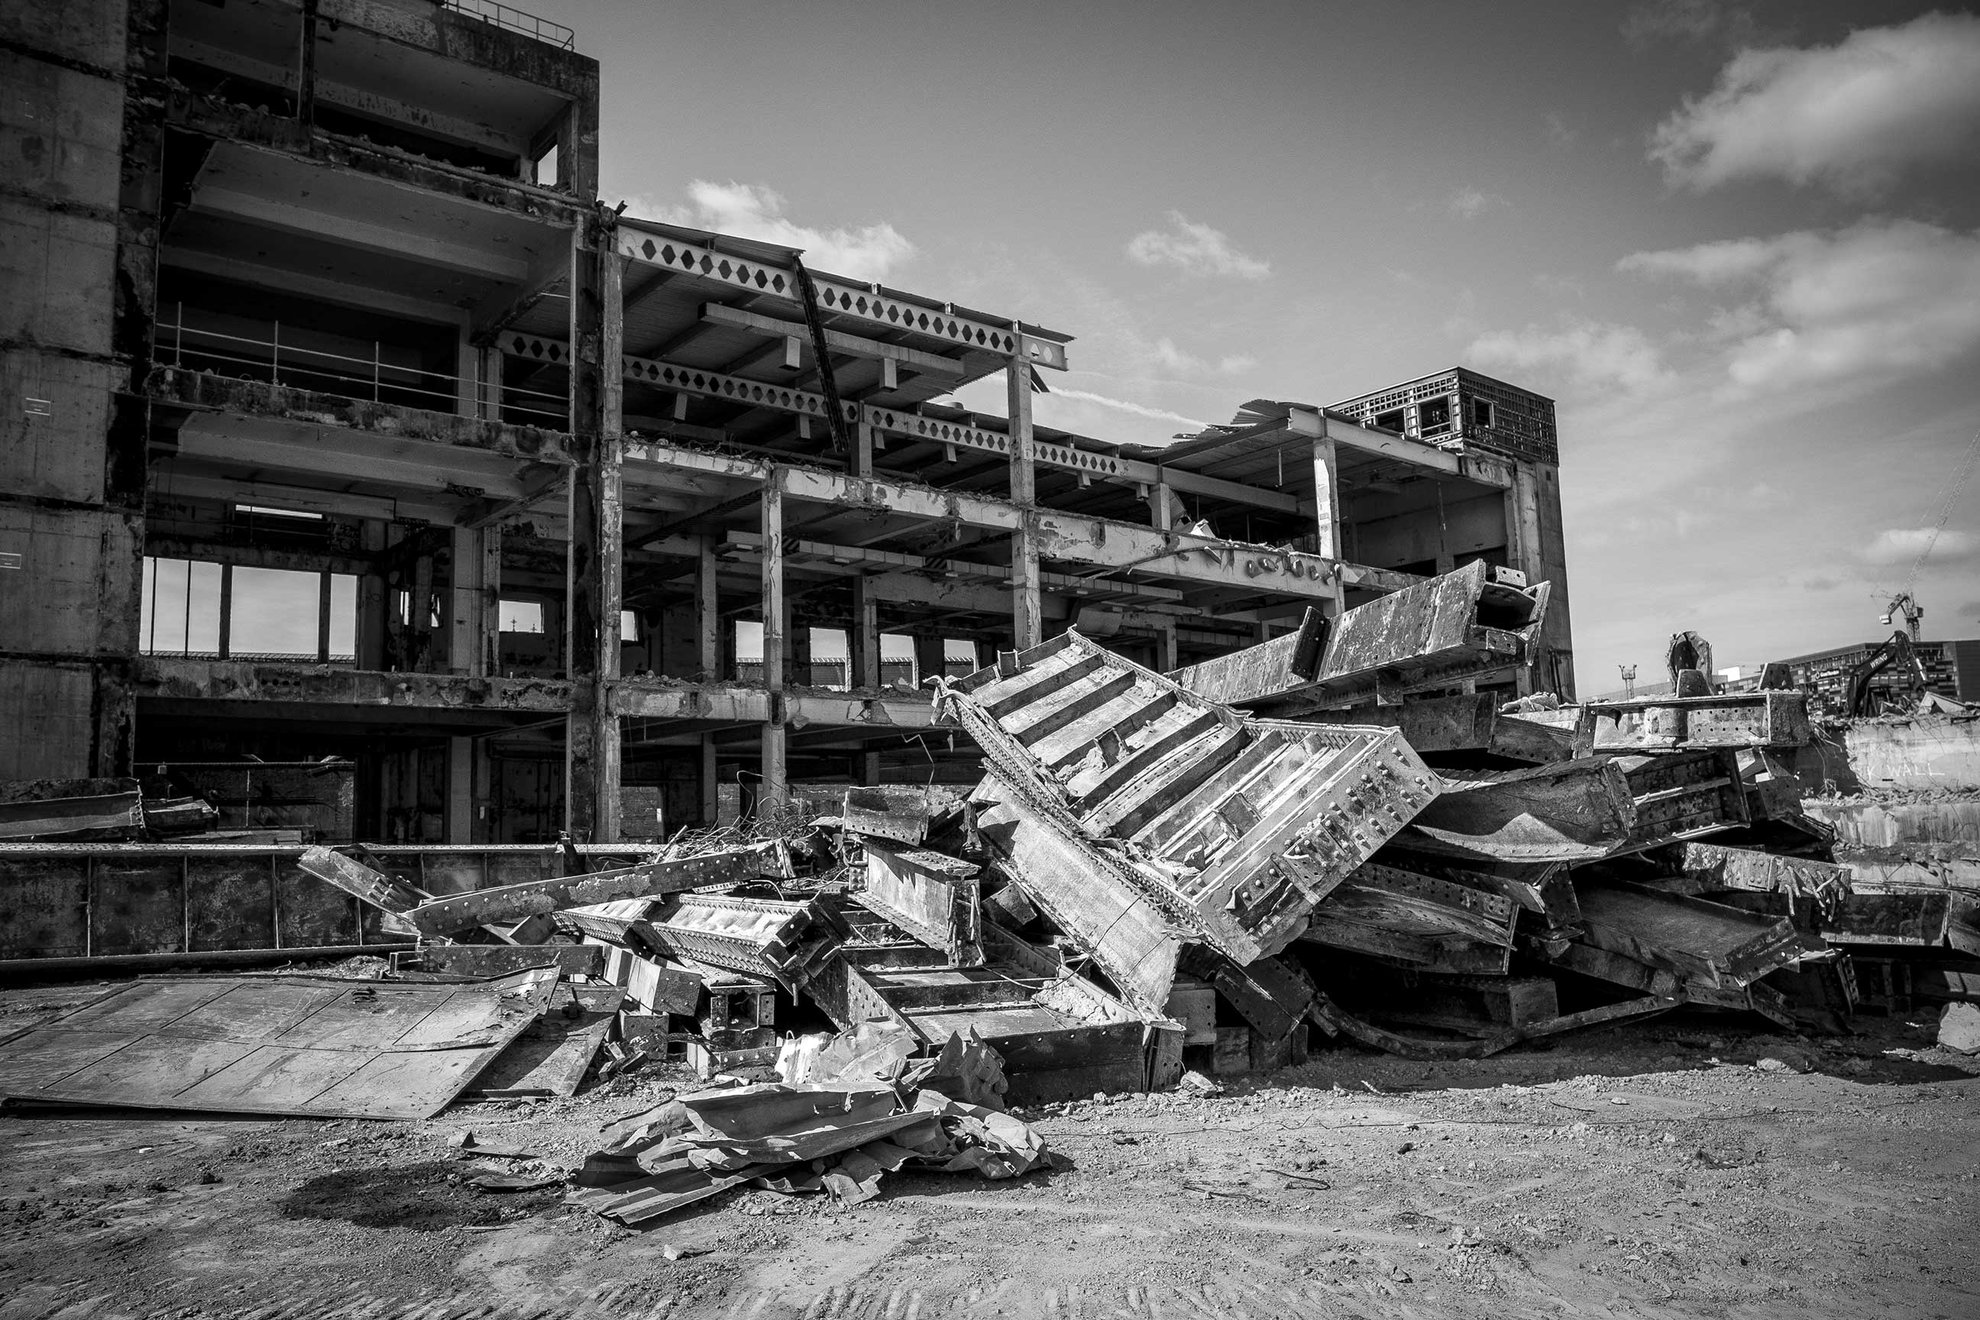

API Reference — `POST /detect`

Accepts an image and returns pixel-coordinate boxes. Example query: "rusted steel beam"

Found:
[1577,689,1814,753]
[1171,561,1551,714]
[403,847,758,935]
[1299,692,1576,764]
[1573,883,1806,988]
[1403,757,1636,863]
[1301,862,1518,973]
[948,631,1438,969]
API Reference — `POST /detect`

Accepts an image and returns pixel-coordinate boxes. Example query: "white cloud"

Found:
[1448,187,1509,220]
[1465,319,1669,395]
[1044,387,1208,428]
[1125,212,1271,280]
[1650,13,1980,195]
[1863,527,1980,568]
[630,180,915,282]
[1149,337,1256,378]
[1619,219,1980,395]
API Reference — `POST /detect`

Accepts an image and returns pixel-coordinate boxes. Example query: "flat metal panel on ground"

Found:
[0,968,556,1119]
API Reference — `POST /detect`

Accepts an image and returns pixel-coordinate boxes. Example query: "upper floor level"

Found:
[164,0,598,190]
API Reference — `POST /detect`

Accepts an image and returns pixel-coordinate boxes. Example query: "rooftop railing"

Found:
[156,307,569,430]
[441,0,576,50]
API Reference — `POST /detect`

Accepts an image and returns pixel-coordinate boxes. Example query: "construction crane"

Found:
[1880,591,1923,642]
[1881,428,1980,640]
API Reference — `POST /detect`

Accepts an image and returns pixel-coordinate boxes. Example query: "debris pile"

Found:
[6,562,1978,1221]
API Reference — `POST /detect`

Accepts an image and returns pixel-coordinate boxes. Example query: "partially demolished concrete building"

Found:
[3,0,1574,962]
[4,0,1574,843]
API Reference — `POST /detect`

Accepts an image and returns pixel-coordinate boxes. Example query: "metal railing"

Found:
[441,0,575,50]
[156,308,569,429]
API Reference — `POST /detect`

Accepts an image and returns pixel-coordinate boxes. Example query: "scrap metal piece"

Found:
[404,847,759,936]
[0,967,559,1119]
[1171,561,1551,714]
[948,630,1439,969]
[970,775,1186,1016]
[1643,842,1852,913]
[841,787,937,846]
[641,893,840,992]
[0,779,143,841]
[1574,883,1806,989]
[1298,691,1577,764]
[854,838,981,966]
[1614,750,1751,848]
[1300,862,1518,973]
[1403,757,1636,863]
[299,845,429,917]
[1576,689,1814,753]
[1308,990,1518,1060]
[391,945,607,979]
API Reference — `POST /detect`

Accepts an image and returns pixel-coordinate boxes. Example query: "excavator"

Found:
[1844,615,1931,718]
[1845,430,1980,717]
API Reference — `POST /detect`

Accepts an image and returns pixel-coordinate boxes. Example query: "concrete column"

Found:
[1156,622,1179,673]
[448,525,496,676]
[1509,460,1573,698]
[480,346,502,420]
[851,419,875,478]
[217,564,234,659]
[445,735,475,843]
[1007,352,1042,650]
[454,325,478,418]
[1147,481,1184,529]
[1311,437,1345,616]
[696,537,719,680]
[760,475,788,815]
[789,619,813,688]
[699,733,719,825]
[564,219,623,840]
[356,521,389,669]
[850,578,880,690]
[913,634,947,688]
[317,571,333,663]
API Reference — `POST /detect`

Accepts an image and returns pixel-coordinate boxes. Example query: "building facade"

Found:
[3,0,1574,844]
[1776,638,1980,716]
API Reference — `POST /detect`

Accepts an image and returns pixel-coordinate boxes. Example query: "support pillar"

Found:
[852,419,875,479]
[760,474,788,816]
[1007,351,1042,650]
[913,634,946,688]
[696,537,720,680]
[565,219,624,840]
[1156,622,1179,673]
[445,735,475,843]
[850,577,880,691]
[1146,481,1184,529]
[700,733,719,825]
[1311,436,1346,616]
[448,525,499,676]
[356,520,388,669]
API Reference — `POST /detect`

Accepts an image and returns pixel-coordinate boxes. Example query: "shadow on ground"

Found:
[279,1159,561,1231]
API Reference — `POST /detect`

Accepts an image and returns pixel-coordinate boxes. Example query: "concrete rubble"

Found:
[4,566,1979,1229]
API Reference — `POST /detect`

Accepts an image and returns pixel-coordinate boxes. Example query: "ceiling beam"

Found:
[194,185,531,282]
[700,303,964,378]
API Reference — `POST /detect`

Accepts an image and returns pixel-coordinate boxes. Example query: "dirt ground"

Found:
[3,980,1978,1320]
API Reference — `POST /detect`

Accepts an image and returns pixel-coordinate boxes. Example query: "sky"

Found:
[544,0,1980,693]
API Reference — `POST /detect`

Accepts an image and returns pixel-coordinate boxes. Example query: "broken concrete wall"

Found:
[0,0,159,779]
[1795,716,1980,796]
